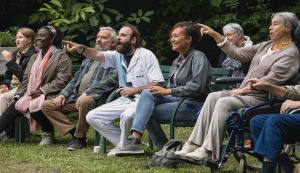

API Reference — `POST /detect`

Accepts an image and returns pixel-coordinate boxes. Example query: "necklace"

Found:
[272,39,293,50]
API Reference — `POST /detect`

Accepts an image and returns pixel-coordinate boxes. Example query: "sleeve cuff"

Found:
[40,88,46,95]
[281,86,291,99]
[217,37,227,47]
[170,88,177,96]
[13,94,20,100]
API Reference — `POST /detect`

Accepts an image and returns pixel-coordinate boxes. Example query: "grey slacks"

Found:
[188,91,263,160]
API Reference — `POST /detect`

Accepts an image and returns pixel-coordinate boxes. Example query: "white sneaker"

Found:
[39,132,55,145]
[186,147,211,160]
[107,145,122,157]
[0,131,8,143]
[174,142,198,156]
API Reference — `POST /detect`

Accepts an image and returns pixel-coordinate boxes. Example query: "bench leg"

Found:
[100,135,107,154]
[15,117,30,143]
[148,135,153,149]
[95,130,100,146]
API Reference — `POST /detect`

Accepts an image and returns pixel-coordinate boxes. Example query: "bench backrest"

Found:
[209,68,232,91]
[160,65,172,86]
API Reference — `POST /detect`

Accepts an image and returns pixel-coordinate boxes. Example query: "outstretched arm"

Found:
[63,40,105,61]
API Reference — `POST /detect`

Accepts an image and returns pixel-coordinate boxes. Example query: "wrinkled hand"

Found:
[76,93,92,109]
[280,100,300,114]
[62,40,82,53]
[230,86,252,96]
[246,78,267,90]
[116,87,137,97]
[1,50,12,62]
[149,86,171,96]
[29,89,42,99]
[53,95,65,107]
[0,85,9,93]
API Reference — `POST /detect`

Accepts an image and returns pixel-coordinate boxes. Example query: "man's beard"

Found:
[116,40,132,54]
[95,43,110,51]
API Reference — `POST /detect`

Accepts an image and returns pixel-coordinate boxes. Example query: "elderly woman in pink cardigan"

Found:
[175,12,299,164]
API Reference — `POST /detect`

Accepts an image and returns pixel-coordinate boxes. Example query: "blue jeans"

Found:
[131,89,203,148]
[250,114,300,165]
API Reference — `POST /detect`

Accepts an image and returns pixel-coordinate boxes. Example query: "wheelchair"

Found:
[176,98,284,173]
[177,82,300,172]
[176,20,300,172]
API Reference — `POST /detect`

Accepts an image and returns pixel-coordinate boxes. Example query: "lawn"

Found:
[0,125,260,173]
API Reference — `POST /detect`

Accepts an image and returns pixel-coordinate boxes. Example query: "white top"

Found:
[259,47,274,62]
[103,47,164,98]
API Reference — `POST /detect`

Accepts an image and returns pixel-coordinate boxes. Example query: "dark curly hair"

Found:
[169,21,201,49]
[40,25,63,49]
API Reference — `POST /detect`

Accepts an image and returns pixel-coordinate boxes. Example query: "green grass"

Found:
[0,126,260,173]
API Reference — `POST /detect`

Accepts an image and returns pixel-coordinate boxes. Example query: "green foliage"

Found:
[29,0,154,47]
[0,31,15,47]
[20,0,300,65]
[145,23,172,65]
[156,0,300,46]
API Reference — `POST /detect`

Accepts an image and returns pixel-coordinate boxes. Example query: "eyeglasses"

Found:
[223,31,237,37]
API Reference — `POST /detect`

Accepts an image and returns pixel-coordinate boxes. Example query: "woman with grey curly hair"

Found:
[218,23,253,77]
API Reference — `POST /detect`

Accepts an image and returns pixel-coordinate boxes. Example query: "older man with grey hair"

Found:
[218,23,253,77]
[41,27,119,149]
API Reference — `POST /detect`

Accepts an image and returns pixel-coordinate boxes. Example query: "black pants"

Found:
[0,102,54,133]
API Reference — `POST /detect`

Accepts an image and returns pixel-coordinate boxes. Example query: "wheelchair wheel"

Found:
[233,150,262,171]
[239,158,246,173]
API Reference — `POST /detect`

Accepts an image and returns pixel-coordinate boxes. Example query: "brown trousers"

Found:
[42,97,96,138]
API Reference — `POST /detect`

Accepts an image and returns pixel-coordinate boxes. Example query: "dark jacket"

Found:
[60,58,118,103]
[1,45,38,88]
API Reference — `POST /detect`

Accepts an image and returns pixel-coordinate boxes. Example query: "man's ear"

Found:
[131,36,137,46]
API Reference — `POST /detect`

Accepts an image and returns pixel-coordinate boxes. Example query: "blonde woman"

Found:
[0,28,37,115]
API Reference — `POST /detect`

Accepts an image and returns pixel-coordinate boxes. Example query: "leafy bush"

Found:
[0,31,15,47]
[29,0,154,47]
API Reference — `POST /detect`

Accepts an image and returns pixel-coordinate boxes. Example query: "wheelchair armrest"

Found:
[225,99,284,129]
[215,77,244,84]
[241,99,284,124]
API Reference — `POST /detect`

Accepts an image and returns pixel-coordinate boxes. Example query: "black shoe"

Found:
[67,137,87,151]
[66,137,76,147]
[279,152,295,173]
[262,162,276,173]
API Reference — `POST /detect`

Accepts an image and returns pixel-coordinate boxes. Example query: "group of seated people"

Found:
[0,11,299,173]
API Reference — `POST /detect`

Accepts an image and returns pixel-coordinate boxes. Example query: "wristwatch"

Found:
[77,45,86,54]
